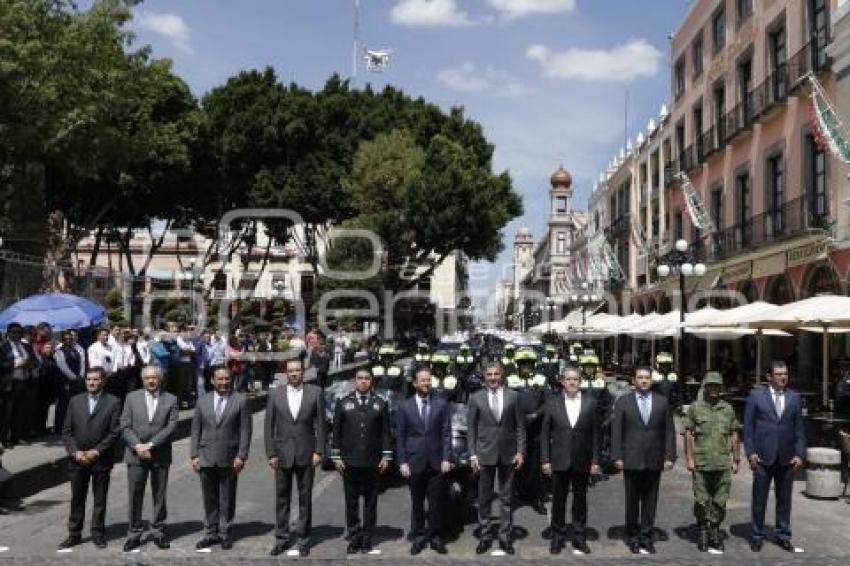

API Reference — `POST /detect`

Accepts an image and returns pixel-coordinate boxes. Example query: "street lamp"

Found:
[656,238,707,377]
[546,298,556,334]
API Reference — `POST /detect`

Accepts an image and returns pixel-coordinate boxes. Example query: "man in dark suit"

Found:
[0,323,38,447]
[59,367,121,549]
[611,366,676,554]
[332,367,392,554]
[191,366,252,550]
[265,357,325,557]
[396,365,452,555]
[467,361,526,555]
[120,365,179,552]
[541,366,601,555]
[743,360,806,552]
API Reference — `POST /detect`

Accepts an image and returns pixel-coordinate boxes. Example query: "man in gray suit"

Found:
[467,361,526,555]
[120,365,179,552]
[191,366,252,550]
[265,357,325,557]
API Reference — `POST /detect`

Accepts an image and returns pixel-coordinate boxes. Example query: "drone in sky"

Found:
[363,48,393,72]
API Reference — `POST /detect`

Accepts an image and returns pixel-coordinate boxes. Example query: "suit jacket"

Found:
[62,391,122,471]
[0,340,36,391]
[396,393,452,474]
[467,387,527,466]
[190,391,252,468]
[120,388,179,466]
[743,385,806,466]
[264,383,325,467]
[540,392,600,472]
[611,391,676,471]
[333,391,392,467]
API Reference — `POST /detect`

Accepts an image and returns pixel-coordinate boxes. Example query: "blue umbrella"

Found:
[0,293,107,331]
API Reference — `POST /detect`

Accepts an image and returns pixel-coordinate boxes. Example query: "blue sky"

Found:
[126,0,690,304]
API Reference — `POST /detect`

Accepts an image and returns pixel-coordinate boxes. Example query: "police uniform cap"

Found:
[703,371,723,386]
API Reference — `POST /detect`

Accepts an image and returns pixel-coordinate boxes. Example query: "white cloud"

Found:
[526,39,663,82]
[390,0,472,27]
[136,10,192,54]
[487,0,576,19]
[437,62,530,97]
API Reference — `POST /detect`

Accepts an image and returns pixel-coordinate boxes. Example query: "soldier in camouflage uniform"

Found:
[683,371,741,553]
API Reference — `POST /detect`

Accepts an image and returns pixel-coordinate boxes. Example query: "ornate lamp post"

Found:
[546,297,556,334]
[656,238,706,378]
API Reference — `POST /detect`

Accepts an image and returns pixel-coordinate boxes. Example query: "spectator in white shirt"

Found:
[87,329,117,377]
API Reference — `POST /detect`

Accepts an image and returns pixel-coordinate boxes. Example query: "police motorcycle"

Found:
[321,343,406,472]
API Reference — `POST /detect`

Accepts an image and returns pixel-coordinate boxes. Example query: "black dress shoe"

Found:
[220,537,233,550]
[123,538,141,552]
[360,538,372,554]
[153,536,170,549]
[750,539,763,552]
[297,544,309,557]
[347,538,361,554]
[573,539,590,554]
[196,536,220,549]
[532,501,548,515]
[776,538,794,552]
[476,539,491,554]
[430,540,447,554]
[644,542,656,554]
[270,543,287,556]
[58,535,81,550]
[93,536,107,549]
[410,541,425,555]
[500,541,515,555]
[628,542,641,554]
[549,538,561,554]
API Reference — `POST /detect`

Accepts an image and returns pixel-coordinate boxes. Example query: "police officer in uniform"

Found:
[414,341,432,365]
[507,348,547,514]
[539,343,561,394]
[429,351,461,403]
[652,352,681,409]
[372,344,406,396]
[568,343,583,365]
[454,344,477,398]
[332,367,392,554]
[579,352,611,477]
[684,371,740,553]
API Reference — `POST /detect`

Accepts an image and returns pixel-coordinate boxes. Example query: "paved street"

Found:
[1,411,848,564]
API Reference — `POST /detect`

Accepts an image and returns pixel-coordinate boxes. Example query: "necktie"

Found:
[774,391,784,418]
[147,393,156,422]
[490,390,501,422]
[90,395,98,415]
[639,394,650,425]
[216,395,226,423]
[360,394,368,408]
[420,397,429,424]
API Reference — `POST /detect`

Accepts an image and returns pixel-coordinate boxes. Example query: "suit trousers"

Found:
[275,464,315,544]
[343,466,379,538]
[478,462,515,543]
[409,468,444,544]
[68,466,111,537]
[200,466,238,537]
[127,463,170,540]
[0,391,12,444]
[551,470,589,539]
[624,469,661,545]
[751,462,794,541]
[10,379,35,442]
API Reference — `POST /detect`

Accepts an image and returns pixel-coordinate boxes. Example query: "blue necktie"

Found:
[639,394,650,425]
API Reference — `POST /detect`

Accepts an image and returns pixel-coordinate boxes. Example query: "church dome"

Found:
[550,165,572,189]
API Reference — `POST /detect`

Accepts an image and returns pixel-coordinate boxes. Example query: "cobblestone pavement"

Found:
[1,411,848,563]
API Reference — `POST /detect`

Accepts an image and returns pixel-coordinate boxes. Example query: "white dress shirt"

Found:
[87,341,117,375]
[564,391,582,428]
[88,392,101,415]
[287,384,303,419]
[770,386,785,417]
[145,389,160,422]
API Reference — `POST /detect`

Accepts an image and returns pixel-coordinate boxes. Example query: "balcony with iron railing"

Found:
[709,195,830,261]
[605,215,631,240]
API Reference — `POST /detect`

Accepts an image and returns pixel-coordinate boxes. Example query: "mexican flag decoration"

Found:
[808,75,850,163]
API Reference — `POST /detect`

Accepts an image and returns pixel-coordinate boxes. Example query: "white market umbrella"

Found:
[742,295,850,407]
